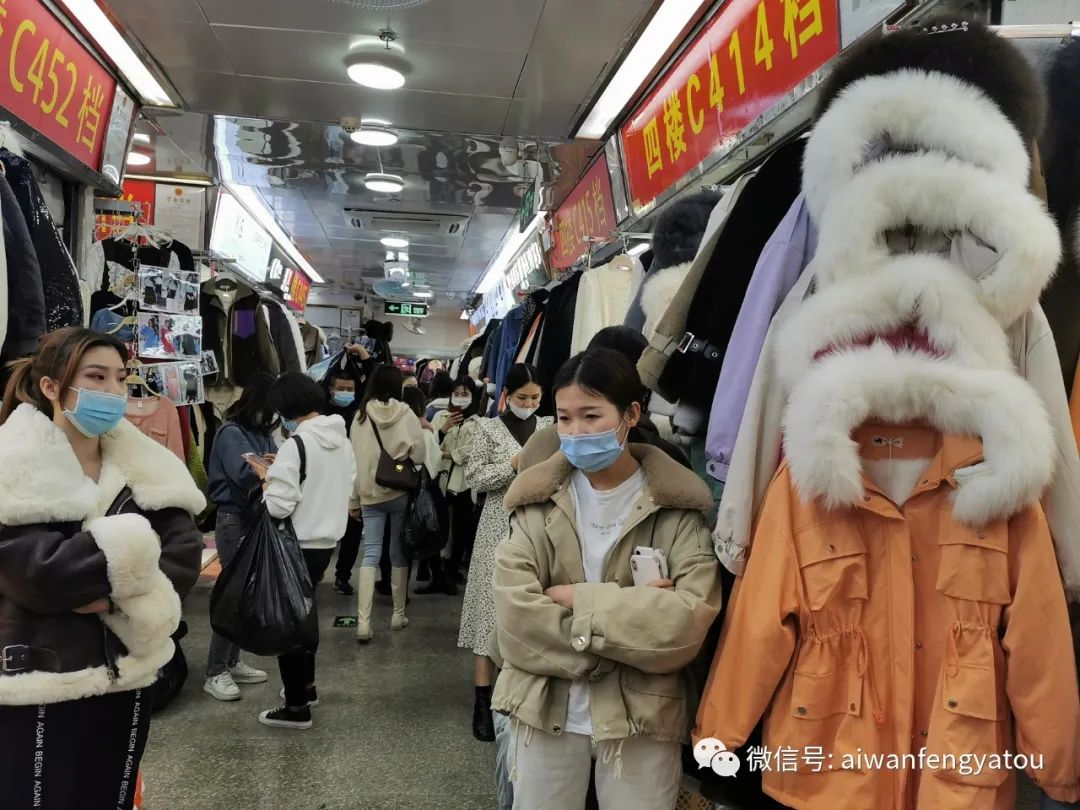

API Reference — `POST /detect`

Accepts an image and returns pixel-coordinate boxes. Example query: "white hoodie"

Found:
[264,414,357,549]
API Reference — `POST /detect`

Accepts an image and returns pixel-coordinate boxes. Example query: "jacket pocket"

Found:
[787,667,867,769]
[623,668,682,699]
[622,669,687,739]
[929,661,1007,788]
[795,528,869,610]
[936,526,1010,604]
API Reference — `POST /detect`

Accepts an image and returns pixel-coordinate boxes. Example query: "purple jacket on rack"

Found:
[704,194,817,482]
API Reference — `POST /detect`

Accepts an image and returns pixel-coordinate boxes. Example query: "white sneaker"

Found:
[203,672,241,701]
[230,661,268,684]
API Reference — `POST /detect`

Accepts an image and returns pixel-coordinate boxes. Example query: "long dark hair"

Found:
[453,376,482,419]
[504,363,540,396]
[553,349,644,413]
[402,386,428,419]
[1,328,128,424]
[429,370,455,400]
[357,364,404,424]
[225,371,277,433]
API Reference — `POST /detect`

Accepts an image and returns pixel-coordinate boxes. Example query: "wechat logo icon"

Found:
[694,738,741,777]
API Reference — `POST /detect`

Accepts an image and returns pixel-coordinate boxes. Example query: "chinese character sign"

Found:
[551,157,617,272]
[0,0,118,170]
[620,0,840,211]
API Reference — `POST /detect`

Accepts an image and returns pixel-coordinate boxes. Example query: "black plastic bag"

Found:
[209,499,317,657]
[404,470,449,560]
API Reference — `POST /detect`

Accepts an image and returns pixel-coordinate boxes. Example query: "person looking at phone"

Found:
[325,371,364,596]
[424,370,455,422]
[246,372,356,729]
[491,349,721,810]
[204,371,279,701]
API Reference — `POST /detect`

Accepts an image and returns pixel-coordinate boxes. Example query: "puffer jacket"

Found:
[697,424,1080,809]
[492,444,721,744]
[0,404,205,706]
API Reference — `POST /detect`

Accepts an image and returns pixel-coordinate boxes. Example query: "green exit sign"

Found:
[384,301,430,318]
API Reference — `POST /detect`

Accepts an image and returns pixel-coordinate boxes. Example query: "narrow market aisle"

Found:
[141,564,495,810]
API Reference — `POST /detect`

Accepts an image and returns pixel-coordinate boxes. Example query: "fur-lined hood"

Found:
[505,443,712,515]
[639,261,691,344]
[0,403,205,526]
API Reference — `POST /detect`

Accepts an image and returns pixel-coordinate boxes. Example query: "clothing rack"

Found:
[94,198,143,217]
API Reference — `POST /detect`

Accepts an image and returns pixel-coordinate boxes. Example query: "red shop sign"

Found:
[550,158,617,271]
[0,0,117,170]
[287,270,311,313]
[621,0,840,211]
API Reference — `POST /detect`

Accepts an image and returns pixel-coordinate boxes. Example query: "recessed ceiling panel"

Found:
[124,17,233,72]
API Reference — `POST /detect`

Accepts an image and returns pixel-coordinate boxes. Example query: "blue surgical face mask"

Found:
[332,391,355,408]
[64,387,127,438]
[281,416,299,434]
[559,420,627,473]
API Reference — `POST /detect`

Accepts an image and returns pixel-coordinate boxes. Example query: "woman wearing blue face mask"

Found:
[0,328,204,808]
[325,372,364,595]
[458,363,551,742]
[491,349,721,810]
[204,371,278,701]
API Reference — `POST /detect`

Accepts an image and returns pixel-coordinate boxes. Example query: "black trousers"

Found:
[447,491,478,574]
[0,686,153,809]
[335,513,363,581]
[279,548,333,707]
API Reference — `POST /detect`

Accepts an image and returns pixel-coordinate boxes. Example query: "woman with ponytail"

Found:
[0,328,205,808]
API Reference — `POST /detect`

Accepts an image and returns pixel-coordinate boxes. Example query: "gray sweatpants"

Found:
[510,725,681,810]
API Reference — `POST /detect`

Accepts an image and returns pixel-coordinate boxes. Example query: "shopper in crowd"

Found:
[424,370,455,421]
[203,370,278,700]
[326,369,365,596]
[403,373,419,389]
[419,375,483,596]
[250,371,356,729]
[493,349,721,808]
[458,363,551,742]
[0,328,204,806]
[520,326,688,471]
[351,364,427,642]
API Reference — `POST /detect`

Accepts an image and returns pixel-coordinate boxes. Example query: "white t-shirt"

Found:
[564,467,647,736]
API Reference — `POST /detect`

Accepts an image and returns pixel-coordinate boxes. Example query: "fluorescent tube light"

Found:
[574,0,703,139]
[224,182,325,284]
[475,213,545,295]
[53,0,175,106]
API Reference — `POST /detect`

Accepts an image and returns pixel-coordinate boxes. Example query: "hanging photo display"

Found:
[199,350,219,377]
[137,312,203,360]
[138,266,200,314]
[144,361,205,406]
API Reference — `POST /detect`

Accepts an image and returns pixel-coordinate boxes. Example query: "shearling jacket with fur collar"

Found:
[492,444,721,744]
[0,404,205,706]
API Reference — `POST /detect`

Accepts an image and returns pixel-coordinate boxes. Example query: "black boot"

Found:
[472,685,496,742]
[415,559,445,594]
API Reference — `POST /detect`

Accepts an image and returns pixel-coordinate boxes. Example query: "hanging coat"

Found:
[0,172,43,359]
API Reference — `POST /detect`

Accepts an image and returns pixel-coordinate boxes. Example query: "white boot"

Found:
[391,567,410,630]
[356,566,376,643]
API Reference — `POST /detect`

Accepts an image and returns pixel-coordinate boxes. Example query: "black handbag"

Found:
[371,422,420,491]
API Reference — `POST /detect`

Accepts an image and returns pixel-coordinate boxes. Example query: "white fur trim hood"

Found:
[0,403,205,525]
[783,345,1055,525]
[803,70,1032,223]
[640,261,691,344]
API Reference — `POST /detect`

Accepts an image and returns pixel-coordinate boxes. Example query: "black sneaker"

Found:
[333,577,355,596]
[279,686,319,708]
[258,705,312,729]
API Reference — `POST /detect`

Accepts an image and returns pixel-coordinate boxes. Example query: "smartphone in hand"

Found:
[630,547,669,587]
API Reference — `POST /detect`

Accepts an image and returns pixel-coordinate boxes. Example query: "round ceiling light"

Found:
[347,62,405,90]
[330,0,432,8]
[127,151,152,166]
[365,173,405,194]
[351,125,398,147]
[381,236,410,249]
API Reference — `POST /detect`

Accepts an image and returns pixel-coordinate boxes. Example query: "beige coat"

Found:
[493,444,722,744]
[350,400,426,508]
[431,411,480,494]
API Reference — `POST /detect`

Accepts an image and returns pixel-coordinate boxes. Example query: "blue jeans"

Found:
[361,495,409,568]
[493,711,514,810]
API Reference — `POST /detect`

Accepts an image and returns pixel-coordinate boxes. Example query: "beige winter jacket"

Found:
[350,400,426,508]
[431,411,480,495]
[492,444,722,744]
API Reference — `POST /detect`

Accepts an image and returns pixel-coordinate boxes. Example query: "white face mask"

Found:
[451,395,472,408]
[509,403,538,420]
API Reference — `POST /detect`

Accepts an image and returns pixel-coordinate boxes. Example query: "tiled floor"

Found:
[140,563,495,809]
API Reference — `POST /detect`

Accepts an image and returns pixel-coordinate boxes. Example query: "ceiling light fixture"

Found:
[132,132,151,145]
[223,182,325,284]
[398,252,408,263]
[414,290,434,299]
[53,0,175,106]
[126,151,152,167]
[573,0,703,139]
[125,173,214,186]
[351,125,399,147]
[347,62,405,90]
[381,236,409,249]
[476,212,545,295]
[365,173,405,194]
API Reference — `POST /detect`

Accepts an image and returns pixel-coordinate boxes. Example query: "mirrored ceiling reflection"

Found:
[203,115,563,298]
